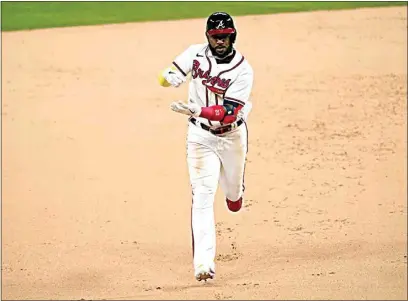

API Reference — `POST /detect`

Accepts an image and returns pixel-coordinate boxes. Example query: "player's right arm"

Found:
[158,66,185,87]
[158,45,197,88]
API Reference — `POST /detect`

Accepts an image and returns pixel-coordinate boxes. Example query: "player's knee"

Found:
[193,185,216,198]
[191,179,217,195]
[192,192,215,209]
[192,181,217,209]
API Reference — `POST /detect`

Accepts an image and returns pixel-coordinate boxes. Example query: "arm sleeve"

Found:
[224,66,254,120]
[172,45,195,77]
[158,45,196,87]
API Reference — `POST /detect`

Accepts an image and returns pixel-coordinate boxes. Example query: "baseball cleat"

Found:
[195,265,215,282]
[195,271,214,282]
[226,197,242,212]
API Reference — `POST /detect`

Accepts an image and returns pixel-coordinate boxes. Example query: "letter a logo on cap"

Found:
[216,20,224,29]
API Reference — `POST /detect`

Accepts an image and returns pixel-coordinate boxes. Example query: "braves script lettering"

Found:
[192,60,231,90]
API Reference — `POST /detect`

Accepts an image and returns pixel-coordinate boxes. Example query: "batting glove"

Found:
[163,67,186,88]
[170,101,201,117]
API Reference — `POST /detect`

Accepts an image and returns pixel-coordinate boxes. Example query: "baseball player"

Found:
[158,12,254,282]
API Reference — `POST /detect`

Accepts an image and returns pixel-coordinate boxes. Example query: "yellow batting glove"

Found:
[158,66,186,88]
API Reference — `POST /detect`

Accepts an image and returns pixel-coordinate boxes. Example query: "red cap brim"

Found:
[207,28,235,36]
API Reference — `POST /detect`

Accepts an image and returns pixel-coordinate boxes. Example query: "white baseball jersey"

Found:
[172,43,254,128]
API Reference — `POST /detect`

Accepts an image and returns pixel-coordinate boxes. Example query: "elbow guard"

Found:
[223,104,235,116]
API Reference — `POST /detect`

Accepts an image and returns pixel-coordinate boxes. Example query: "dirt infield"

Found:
[2,6,407,300]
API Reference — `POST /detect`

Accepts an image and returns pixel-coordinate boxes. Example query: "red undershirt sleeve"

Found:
[199,105,226,121]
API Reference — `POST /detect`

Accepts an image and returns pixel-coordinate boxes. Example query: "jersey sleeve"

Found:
[172,45,196,77]
[224,65,254,107]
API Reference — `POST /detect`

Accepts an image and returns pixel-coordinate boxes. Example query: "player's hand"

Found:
[163,67,186,88]
[170,101,201,117]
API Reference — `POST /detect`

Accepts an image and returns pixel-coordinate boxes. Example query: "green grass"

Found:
[1,1,407,31]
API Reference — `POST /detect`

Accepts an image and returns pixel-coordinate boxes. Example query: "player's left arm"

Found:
[198,67,254,123]
[170,65,254,121]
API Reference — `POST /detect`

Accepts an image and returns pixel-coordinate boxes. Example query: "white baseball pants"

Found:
[186,121,248,275]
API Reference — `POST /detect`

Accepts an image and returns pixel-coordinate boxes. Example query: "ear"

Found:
[206,33,212,44]
[230,32,236,44]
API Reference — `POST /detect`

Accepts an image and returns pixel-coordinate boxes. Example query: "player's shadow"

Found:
[165,281,224,291]
[107,282,223,300]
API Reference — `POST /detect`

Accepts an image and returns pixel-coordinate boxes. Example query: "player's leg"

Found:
[219,123,248,212]
[187,126,221,280]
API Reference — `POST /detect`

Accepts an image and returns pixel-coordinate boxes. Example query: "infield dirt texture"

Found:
[2,4,407,300]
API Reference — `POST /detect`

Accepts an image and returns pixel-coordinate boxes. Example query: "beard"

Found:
[215,46,227,54]
[209,44,233,59]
